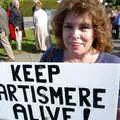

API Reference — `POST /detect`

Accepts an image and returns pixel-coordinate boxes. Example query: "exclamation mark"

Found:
[83,108,90,120]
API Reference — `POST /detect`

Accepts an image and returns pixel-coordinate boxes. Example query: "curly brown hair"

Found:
[53,0,112,52]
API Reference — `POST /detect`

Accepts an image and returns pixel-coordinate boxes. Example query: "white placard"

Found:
[0,63,119,120]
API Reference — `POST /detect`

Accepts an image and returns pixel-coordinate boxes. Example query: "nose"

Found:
[71,28,81,40]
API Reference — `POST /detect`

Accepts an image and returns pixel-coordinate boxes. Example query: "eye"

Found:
[63,24,73,29]
[79,25,92,31]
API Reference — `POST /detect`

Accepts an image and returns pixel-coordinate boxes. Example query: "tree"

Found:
[105,0,120,4]
[116,0,120,5]
[105,0,115,4]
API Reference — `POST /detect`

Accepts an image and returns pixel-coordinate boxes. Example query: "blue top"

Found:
[40,47,120,107]
[40,47,120,63]
[114,14,120,26]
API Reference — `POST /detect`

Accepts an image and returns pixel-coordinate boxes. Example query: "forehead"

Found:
[15,1,19,4]
[64,12,92,24]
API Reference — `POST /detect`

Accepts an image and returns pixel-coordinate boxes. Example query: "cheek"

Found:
[85,32,94,42]
[63,30,73,41]
[63,32,70,47]
[63,31,67,42]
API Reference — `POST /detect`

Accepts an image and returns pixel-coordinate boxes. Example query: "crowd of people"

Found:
[0,0,50,61]
[106,6,120,40]
[0,0,24,61]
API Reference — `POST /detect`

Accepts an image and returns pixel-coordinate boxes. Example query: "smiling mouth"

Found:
[71,43,85,48]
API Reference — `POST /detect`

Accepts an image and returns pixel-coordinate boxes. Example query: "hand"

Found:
[15,26,19,31]
[117,108,120,120]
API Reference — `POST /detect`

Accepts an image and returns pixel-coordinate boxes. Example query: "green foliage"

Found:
[105,0,120,5]
[0,0,58,16]
[41,0,58,9]
[20,29,35,52]
[112,0,117,4]
[20,0,58,16]
[116,0,120,5]
[20,1,33,16]
[9,29,35,52]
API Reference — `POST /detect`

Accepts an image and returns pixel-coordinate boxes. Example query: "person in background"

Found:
[32,4,36,16]
[32,3,37,49]
[0,5,15,62]
[9,0,24,51]
[33,0,49,52]
[114,8,120,39]
[7,2,16,42]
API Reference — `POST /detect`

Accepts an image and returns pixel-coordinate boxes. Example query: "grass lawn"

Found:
[0,28,57,57]
[0,29,35,55]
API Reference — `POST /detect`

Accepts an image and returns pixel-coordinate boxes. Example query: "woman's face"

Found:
[63,12,95,57]
[15,1,20,8]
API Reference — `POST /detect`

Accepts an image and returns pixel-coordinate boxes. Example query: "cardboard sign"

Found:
[0,63,119,120]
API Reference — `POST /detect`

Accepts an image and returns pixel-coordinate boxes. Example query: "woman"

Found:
[40,0,120,63]
[40,0,120,118]
[9,0,24,50]
[7,2,16,41]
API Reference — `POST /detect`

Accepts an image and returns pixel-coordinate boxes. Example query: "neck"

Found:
[64,49,100,63]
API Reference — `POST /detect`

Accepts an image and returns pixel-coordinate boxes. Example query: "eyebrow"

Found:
[63,22,92,26]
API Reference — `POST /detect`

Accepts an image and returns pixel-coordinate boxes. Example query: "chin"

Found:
[73,48,85,53]
[72,50,85,56]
